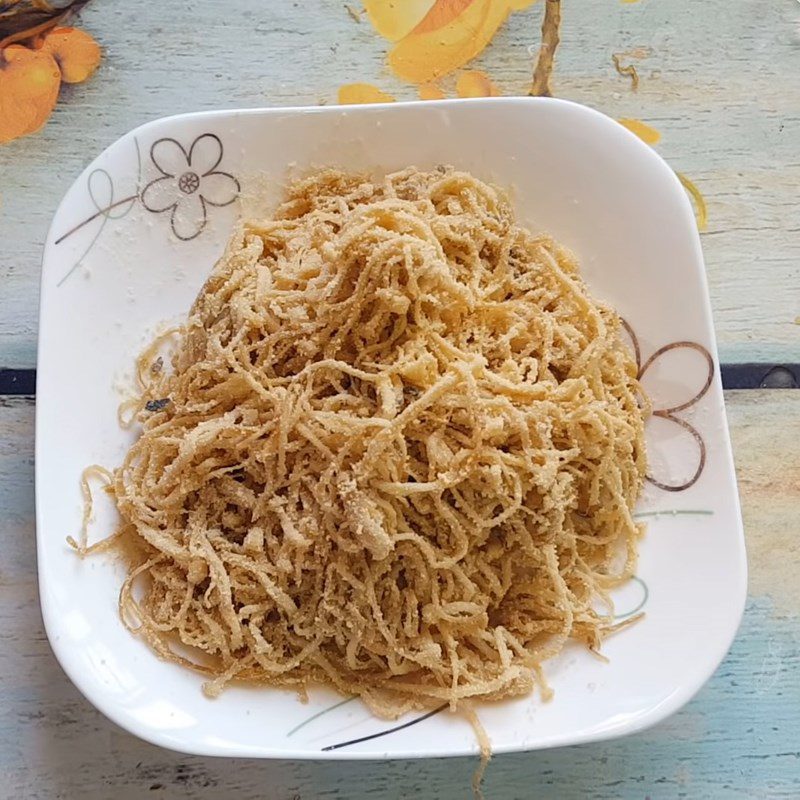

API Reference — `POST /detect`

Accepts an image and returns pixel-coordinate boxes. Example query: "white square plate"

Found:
[36,98,746,759]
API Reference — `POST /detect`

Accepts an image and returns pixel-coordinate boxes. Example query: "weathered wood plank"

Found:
[1,0,799,368]
[1,391,798,798]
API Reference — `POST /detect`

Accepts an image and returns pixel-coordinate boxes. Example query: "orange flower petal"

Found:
[456,70,501,97]
[508,0,538,7]
[388,0,511,83]
[364,0,437,41]
[41,27,101,84]
[0,44,60,143]
[412,0,474,35]
[419,82,446,100]
[618,118,661,145]
[337,83,396,104]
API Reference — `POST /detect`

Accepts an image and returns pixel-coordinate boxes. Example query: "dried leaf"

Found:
[0,0,91,48]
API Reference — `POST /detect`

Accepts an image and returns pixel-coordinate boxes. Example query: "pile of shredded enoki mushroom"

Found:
[75,167,648,735]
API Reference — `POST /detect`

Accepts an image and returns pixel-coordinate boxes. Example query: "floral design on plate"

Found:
[141,133,240,241]
[622,320,714,492]
[54,132,240,285]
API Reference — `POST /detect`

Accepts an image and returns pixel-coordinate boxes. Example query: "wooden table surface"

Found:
[1,1,798,798]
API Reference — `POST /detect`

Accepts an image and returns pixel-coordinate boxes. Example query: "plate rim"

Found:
[35,96,748,759]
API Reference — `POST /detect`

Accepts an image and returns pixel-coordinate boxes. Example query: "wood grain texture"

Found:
[1,0,799,368]
[729,391,800,618]
[1,391,798,799]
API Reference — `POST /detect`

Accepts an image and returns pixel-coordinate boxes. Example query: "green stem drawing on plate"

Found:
[613,576,649,620]
[634,509,714,518]
[56,136,142,287]
[287,697,355,737]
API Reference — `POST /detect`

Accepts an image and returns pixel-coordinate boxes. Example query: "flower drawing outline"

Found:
[622,320,714,492]
[140,133,239,241]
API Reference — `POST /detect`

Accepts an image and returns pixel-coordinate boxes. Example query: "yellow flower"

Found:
[364,0,538,83]
[618,118,661,145]
[40,27,102,85]
[337,83,396,104]
[456,70,502,97]
[418,82,446,100]
[0,45,60,144]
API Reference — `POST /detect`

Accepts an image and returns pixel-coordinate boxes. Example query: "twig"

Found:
[612,53,639,91]
[530,0,561,97]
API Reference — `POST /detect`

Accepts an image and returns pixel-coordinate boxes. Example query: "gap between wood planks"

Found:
[0,365,797,396]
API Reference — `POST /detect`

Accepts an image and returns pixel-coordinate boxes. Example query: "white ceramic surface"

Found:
[36,98,746,760]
